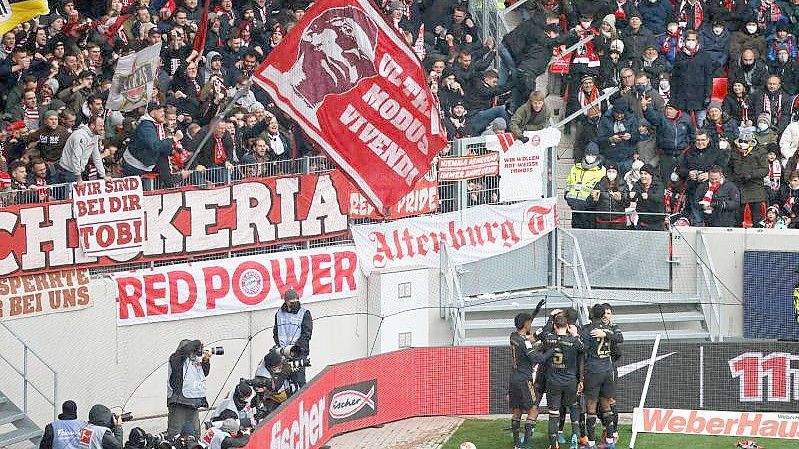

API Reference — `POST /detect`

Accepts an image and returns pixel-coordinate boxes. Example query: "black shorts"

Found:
[509,372,540,410]
[546,381,578,412]
[584,370,616,401]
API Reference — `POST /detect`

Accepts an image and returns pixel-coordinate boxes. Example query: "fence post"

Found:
[23,346,28,414]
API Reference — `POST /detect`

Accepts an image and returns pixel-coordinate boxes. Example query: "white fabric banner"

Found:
[106,43,162,112]
[113,246,359,326]
[351,198,558,275]
[72,177,145,257]
[485,129,561,202]
[633,407,799,439]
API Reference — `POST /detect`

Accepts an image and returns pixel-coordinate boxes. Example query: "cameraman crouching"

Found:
[209,382,255,429]
[199,419,249,449]
[273,289,312,388]
[167,340,211,437]
[251,350,291,420]
[79,405,123,449]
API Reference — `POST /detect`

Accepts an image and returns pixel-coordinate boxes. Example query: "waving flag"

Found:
[0,0,49,34]
[253,0,448,215]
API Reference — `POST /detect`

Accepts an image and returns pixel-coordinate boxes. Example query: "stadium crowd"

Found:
[1,0,799,229]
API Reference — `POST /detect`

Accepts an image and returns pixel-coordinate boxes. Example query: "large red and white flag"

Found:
[252,0,448,214]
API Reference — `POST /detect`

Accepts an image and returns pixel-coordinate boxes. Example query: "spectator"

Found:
[622,13,655,65]
[510,91,550,142]
[765,144,783,205]
[27,157,50,202]
[779,170,799,225]
[57,71,94,121]
[481,117,507,136]
[628,163,665,230]
[677,129,730,224]
[754,112,778,146]
[731,20,768,63]
[729,49,770,96]
[638,0,673,34]
[665,170,692,225]
[265,117,291,162]
[515,18,574,101]
[695,165,741,227]
[656,20,682,65]
[565,142,607,229]
[464,69,511,136]
[768,48,799,95]
[9,160,28,190]
[23,110,70,163]
[54,115,106,185]
[597,97,640,173]
[642,97,695,180]
[754,75,792,133]
[703,103,739,149]
[623,158,645,191]
[632,44,671,81]
[729,129,770,226]
[671,29,714,127]
[706,0,749,32]
[700,21,731,74]
[587,163,629,229]
[759,204,790,228]
[595,15,619,56]
[444,102,470,140]
[723,80,755,127]
[123,103,181,178]
[573,75,605,159]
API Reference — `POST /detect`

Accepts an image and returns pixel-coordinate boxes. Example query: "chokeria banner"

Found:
[252,0,448,214]
[113,246,359,326]
[351,198,558,275]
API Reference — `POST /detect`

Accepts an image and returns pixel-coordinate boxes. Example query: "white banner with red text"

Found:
[72,177,145,257]
[351,198,558,275]
[113,246,359,326]
[0,269,92,321]
[485,129,560,202]
[633,407,799,439]
[252,0,448,213]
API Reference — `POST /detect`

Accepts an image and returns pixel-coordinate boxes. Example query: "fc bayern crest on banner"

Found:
[253,0,448,213]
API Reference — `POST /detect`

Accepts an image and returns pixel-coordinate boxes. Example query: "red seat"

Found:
[711,77,727,104]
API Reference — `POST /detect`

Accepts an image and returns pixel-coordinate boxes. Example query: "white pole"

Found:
[629,334,661,449]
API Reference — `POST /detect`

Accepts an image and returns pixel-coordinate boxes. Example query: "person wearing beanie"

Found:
[200,418,250,449]
[565,142,607,229]
[703,101,738,149]
[588,162,629,229]
[729,127,770,226]
[595,14,619,56]
[631,45,671,82]
[621,13,655,65]
[623,158,645,190]
[597,97,640,173]
[482,117,508,136]
[628,163,665,230]
[39,400,87,449]
[677,128,730,225]
[273,288,313,389]
[123,102,182,178]
[759,205,789,228]
[210,381,256,429]
[754,112,778,146]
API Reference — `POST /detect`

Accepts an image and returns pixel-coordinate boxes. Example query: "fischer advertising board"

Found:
[113,246,358,325]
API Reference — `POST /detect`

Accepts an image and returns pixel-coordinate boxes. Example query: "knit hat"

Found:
[585,141,600,156]
[706,101,723,112]
[602,14,616,28]
[606,163,619,172]
[581,74,595,84]
[489,117,507,132]
[44,110,59,119]
[639,163,656,177]
[284,288,299,301]
[612,97,629,113]
[758,112,772,125]
[766,142,779,155]
[61,400,78,416]
[220,419,239,434]
[108,110,124,127]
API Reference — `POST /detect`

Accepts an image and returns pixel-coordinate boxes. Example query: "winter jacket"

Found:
[86,405,123,449]
[656,31,681,64]
[677,145,731,190]
[728,59,770,96]
[671,49,714,111]
[565,161,607,203]
[779,183,799,218]
[730,31,767,62]
[723,93,756,126]
[510,101,551,137]
[463,77,510,115]
[703,117,739,146]
[629,179,666,229]
[587,176,630,222]
[125,116,174,171]
[638,0,674,34]
[621,27,655,64]
[631,55,672,81]
[699,25,731,71]
[644,107,695,154]
[571,0,613,26]
[729,145,770,203]
[768,60,799,95]
[767,34,798,62]
[706,0,751,32]
[779,120,799,166]
[596,111,640,162]
[695,179,741,226]
[754,90,793,132]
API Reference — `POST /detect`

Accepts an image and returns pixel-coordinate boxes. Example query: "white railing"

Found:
[557,227,593,324]
[695,230,723,342]
[0,323,59,420]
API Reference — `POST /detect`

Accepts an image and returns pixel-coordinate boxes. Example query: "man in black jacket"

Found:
[678,130,731,225]
[167,340,211,437]
[695,166,741,227]
[40,401,86,449]
[80,404,123,449]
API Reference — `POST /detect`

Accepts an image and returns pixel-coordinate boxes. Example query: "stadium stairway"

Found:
[457,288,711,346]
[0,389,42,448]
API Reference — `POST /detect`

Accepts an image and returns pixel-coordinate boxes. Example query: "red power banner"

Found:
[252,0,448,214]
[249,347,489,449]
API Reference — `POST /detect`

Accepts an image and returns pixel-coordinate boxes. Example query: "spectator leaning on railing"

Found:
[122,103,182,178]
[54,115,106,186]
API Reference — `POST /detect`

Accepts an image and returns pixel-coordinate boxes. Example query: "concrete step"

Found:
[0,408,25,426]
[0,428,43,447]
[464,311,705,330]
[461,328,711,346]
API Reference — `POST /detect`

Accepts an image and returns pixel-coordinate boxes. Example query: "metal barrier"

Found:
[0,323,58,420]
[693,229,723,342]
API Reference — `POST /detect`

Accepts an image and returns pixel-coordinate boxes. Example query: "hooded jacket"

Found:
[168,340,210,408]
[86,405,123,449]
[638,0,674,34]
[699,24,731,70]
[124,115,174,171]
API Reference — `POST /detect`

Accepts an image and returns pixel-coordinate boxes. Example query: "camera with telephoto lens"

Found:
[114,411,134,422]
[204,346,224,355]
[159,433,200,449]
[124,428,165,449]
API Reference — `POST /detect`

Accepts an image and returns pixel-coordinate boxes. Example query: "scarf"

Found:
[665,183,688,213]
[765,159,782,191]
[702,181,721,204]
[785,191,798,216]
[615,1,627,20]
[35,176,49,202]
[578,86,601,118]
[24,107,39,126]
[738,96,751,123]
[764,91,783,121]
[214,136,226,164]
[678,0,704,30]
[758,0,782,25]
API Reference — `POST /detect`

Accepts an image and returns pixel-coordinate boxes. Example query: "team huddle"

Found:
[509,302,623,449]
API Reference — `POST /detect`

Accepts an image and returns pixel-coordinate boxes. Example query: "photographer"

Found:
[40,400,86,449]
[79,405,124,449]
[209,382,255,429]
[167,340,211,437]
[273,289,312,388]
[250,350,291,420]
[198,419,249,449]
